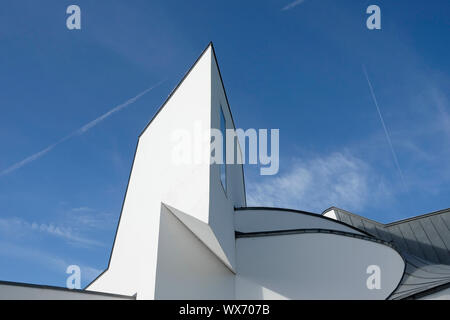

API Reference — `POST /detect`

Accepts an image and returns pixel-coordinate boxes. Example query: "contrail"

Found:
[363,65,406,188]
[282,0,305,11]
[0,80,165,177]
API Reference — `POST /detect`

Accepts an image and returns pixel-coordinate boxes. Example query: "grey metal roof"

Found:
[329,207,450,264]
[389,253,450,300]
[325,207,450,299]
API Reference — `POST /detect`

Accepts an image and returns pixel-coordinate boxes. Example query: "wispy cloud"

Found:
[0,216,104,247]
[387,85,450,189]
[0,242,102,285]
[71,206,95,213]
[281,0,305,11]
[0,206,110,285]
[66,206,115,230]
[247,152,390,213]
[0,242,68,272]
[431,88,450,141]
[363,65,406,189]
[0,80,165,178]
[34,223,104,247]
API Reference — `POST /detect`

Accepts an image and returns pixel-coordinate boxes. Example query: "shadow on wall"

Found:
[154,206,235,299]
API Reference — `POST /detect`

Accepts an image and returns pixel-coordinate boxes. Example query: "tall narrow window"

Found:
[220,106,227,194]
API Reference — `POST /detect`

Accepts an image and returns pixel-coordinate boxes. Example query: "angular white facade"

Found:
[86,43,245,299]
[84,44,406,300]
[1,43,448,300]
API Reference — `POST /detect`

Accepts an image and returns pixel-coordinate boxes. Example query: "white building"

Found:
[1,43,449,300]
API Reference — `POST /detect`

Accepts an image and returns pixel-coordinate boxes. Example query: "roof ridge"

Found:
[324,207,384,226]
[324,206,450,227]
[385,207,450,227]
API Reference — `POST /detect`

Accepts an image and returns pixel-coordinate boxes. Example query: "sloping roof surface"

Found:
[389,253,450,300]
[326,207,450,299]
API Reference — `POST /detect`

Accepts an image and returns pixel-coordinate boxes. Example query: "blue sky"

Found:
[0,0,449,288]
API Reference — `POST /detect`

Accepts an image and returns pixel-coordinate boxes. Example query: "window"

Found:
[220,106,227,194]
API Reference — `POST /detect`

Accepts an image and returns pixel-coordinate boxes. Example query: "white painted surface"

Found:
[62,45,410,301]
[207,51,246,272]
[165,204,234,270]
[323,209,337,220]
[235,209,365,235]
[0,283,131,300]
[236,233,404,300]
[154,206,234,299]
[87,44,245,298]
[88,46,214,298]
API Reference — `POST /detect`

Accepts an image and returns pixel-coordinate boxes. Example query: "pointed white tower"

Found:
[86,43,405,301]
[86,43,246,299]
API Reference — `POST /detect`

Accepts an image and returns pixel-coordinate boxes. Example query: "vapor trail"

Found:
[281,0,305,11]
[363,65,406,188]
[0,80,165,177]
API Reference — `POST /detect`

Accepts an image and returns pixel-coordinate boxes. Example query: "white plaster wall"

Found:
[210,55,246,209]
[88,47,213,299]
[235,209,365,235]
[323,209,337,220]
[235,233,404,300]
[207,50,246,272]
[154,206,234,299]
[0,284,131,300]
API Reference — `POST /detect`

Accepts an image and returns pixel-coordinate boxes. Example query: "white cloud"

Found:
[67,207,115,230]
[0,207,108,285]
[0,242,103,285]
[431,87,450,141]
[0,217,104,247]
[246,152,390,213]
[0,242,68,272]
[281,0,305,11]
[71,207,94,213]
[35,223,104,247]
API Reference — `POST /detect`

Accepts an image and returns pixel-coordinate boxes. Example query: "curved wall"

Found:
[235,208,367,236]
[236,232,404,300]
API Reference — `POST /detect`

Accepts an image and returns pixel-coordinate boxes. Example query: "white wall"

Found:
[210,50,246,209]
[84,44,407,301]
[154,206,234,299]
[0,283,132,300]
[207,49,246,272]
[235,232,404,300]
[235,209,365,235]
[88,46,213,299]
[323,209,337,220]
[87,44,245,298]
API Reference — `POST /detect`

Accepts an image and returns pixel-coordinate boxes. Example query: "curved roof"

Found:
[324,207,450,299]
[389,253,450,300]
